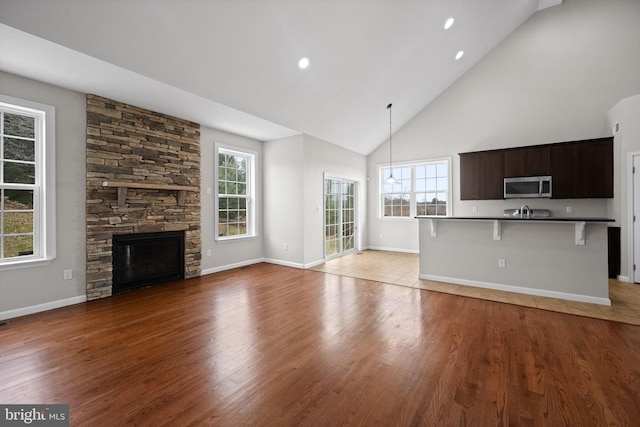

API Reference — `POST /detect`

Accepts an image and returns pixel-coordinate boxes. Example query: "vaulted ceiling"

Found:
[0,0,560,155]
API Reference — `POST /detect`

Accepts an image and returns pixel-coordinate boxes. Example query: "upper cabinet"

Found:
[550,142,582,198]
[551,137,613,199]
[582,138,614,198]
[504,145,550,178]
[460,137,613,200]
[460,150,504,200]
[459,152,480,200]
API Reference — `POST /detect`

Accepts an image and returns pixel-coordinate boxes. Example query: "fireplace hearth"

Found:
[112,231,185,294]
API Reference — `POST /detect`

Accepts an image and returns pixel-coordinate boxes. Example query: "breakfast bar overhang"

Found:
[417,217,614,305]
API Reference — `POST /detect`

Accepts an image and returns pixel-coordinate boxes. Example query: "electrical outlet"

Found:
[498,259,506,268]
[206,249,212,257]
[63,269,73,280]
[566,206,573,213]
[472,206,478,213]
[283,243,288,251]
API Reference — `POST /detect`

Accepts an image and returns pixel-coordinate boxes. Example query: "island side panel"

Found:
[418,220,609,304]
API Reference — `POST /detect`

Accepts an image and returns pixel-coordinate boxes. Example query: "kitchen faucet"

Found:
[520,204,531,219]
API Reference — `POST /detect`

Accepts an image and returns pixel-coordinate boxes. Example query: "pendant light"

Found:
[385,103,398,184]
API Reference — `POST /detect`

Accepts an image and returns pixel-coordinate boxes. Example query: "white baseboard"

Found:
[304,259,325,269]
[201,257,325,277]
[617,275,631,283]
[0,295,87,321]
[420,273,612,306]
[366,245,419,254]
[201,258,266,276]
[201,257,322,275]
[263,258,305,269]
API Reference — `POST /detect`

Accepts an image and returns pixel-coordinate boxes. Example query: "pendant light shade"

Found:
[385,103,398,184]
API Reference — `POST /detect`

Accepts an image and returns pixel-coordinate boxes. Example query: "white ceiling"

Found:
[0,0,560,155]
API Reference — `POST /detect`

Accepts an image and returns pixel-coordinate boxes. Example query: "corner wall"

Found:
[263,134,368,268]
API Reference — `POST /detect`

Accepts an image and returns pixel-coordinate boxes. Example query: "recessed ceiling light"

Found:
[298,57,310,69]
[444,17,455,29]
[455,50,464,60]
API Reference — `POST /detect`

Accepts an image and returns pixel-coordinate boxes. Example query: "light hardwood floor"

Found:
[312,250,640,325]
[1,263,640,425]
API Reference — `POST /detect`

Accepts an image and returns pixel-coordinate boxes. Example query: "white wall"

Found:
[367,0,640,252]
[0,71,87,318]
[302,134,368,266]
[200,126,264,274]
[264,134,368,267]
[263,135,305,266]
[607,94,640,280]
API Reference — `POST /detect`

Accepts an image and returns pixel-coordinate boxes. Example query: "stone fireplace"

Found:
[85,95,201,300]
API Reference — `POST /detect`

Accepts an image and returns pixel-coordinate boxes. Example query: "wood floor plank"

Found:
[1,263,640,426]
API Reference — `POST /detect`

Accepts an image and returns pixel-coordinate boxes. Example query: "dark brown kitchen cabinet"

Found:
[480,150,505,199]
[504,145,550,177]
[459,152,480,200]
[582,138,613,198]
[550,142,581,198]
[460,137,612,200]
[503,148,525,177]
[550,137,613,199]
[525,145,551,176]
[460,150,504,200]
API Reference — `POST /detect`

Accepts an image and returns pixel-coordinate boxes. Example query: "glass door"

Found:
[324,177,357,259]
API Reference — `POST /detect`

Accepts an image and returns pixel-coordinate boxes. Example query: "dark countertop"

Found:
[416,216,614,222]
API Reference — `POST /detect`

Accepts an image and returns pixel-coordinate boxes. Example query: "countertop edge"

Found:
[415,216,614,222]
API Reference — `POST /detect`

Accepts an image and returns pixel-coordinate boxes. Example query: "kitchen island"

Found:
[417,216,614,305]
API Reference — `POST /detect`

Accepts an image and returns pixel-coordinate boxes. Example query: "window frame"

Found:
[0,94,56,271]
[214,143,256,242]
[379,157,452,219]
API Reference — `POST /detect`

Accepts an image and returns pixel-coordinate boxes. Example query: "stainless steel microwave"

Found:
[504,176,552,198]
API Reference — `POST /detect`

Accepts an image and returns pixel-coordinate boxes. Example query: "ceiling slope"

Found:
[0,0,556,154]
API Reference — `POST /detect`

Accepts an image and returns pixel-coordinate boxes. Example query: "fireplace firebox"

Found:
[112,231,185,294]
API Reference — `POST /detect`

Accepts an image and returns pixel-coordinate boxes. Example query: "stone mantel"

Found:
[102,181,199,206]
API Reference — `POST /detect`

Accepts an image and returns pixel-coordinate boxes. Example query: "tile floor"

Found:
[311,250,640,326]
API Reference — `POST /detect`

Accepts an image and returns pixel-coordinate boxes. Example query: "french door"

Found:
[324,176,357,259]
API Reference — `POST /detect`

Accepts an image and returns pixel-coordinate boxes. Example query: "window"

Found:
[380,158,451,218]
[0,95,56,270]
[381,166,412,217]
[216,145,255,240]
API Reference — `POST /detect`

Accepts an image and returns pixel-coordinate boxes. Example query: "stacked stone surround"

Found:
[85,94,201,300]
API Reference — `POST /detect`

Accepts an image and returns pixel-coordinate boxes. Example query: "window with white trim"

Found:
[0,95,56,269]
[380,158,451,218]
[216,145,256,240]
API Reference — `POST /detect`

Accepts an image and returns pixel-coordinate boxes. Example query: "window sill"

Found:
[379,216,415,221]
[215,235,257,243]
[380,215,450,221]
[0,258,54,272]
